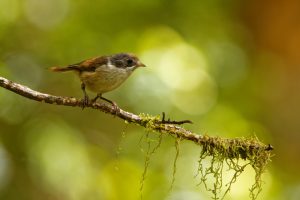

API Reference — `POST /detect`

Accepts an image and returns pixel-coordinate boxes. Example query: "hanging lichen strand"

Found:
[139,131,163,200]
[169,136,181,191]
[195,135,272,200]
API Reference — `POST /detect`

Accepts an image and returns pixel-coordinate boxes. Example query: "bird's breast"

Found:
[79,65,132,94]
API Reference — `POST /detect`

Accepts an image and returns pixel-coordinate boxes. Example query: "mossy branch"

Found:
[0,76,273,199]
[0,75,273,159]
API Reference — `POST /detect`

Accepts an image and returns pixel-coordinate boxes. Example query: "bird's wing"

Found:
[50,56,108,72]
[75,56,108,72]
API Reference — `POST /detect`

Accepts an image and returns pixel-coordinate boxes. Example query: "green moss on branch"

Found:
[137,113,272,199]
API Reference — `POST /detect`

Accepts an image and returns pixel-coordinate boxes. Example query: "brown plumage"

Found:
[50,56,108,72]
[50,65,78,72]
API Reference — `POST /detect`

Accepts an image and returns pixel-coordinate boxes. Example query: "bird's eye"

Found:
[127,59,133,66]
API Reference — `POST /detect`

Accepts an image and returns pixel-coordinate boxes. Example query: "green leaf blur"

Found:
[0,0,298,199]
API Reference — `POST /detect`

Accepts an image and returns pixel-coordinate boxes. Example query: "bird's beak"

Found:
[137,61,146,67]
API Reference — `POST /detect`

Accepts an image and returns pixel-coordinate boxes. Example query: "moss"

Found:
[138,113,160,130]
[195,135,272,200]
[135,114,272,199]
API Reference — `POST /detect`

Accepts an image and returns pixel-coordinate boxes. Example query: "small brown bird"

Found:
[50,53,146,110]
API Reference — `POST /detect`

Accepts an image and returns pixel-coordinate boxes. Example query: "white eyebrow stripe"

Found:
[107,57,112,65]
[106,57,115,69]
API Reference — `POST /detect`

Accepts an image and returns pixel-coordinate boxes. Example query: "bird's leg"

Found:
[81,82,89,109]
[91,94,100,103]
[100,95,120,115]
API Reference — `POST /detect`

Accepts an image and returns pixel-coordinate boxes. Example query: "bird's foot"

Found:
[111,101,120,116]
[100,96,120,116]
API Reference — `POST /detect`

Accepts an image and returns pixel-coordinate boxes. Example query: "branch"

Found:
[0,76,273,156]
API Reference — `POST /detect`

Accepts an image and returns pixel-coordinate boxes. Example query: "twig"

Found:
[160,112,193,125]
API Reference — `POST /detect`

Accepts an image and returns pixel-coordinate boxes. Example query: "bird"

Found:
[50,53,146,111]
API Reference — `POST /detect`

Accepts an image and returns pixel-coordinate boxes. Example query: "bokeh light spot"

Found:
[25,118,98,199]
[138,26,183,51]
[139,28,218,115]
[157,43,209,91]
[24,0,69,30]
[207,41,249,87]
[171,78,217,115]
[4,53,43,87]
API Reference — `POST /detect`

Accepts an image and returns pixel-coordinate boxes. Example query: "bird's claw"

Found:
[111,101,120,116]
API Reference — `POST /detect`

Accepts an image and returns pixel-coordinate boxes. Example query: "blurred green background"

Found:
[0,0,299,199]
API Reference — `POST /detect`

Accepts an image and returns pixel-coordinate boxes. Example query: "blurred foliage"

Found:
[0,0,300,199]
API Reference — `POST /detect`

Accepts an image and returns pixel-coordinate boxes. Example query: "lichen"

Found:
[169,136,181,191]
[115,124,128,171]
[138,113,160,127]
[139,131,164,199]
[195,135,272,200]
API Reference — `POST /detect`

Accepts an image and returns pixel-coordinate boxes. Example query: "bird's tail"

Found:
[49,65,78,72]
